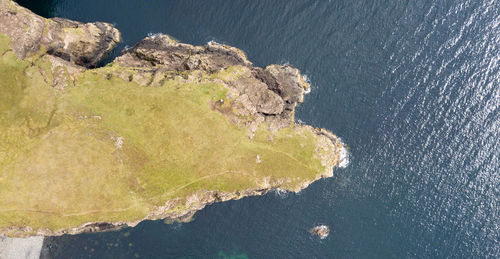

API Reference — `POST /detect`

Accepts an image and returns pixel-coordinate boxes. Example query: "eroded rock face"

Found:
[115,34,311,131]
[0,0,120,67]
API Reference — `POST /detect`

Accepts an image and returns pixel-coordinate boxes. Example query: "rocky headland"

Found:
[0,0,345,237]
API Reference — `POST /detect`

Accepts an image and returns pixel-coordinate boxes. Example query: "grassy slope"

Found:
[0,34,326,233]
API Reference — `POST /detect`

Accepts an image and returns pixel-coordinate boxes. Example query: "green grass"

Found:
[0,34,331,235]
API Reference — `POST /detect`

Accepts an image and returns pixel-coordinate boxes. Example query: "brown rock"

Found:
[265,64,308,104]
[0,0,120,67]
[245,83,284,115]
[310,225,330,239]
[116,34,251,72]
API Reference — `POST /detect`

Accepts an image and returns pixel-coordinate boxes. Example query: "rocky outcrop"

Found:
[310,225,330,239]
[0,0,120,67]
[115,34,310,134]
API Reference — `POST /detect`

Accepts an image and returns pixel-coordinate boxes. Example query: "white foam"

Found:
[338,144,350,168]
[300,74,312,94]
[280,60,291,66]
[304,85,312,95]
[207,39,225,46]
[147,32,163,39]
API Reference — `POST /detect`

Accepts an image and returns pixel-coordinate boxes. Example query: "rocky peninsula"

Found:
[0,0,345,237]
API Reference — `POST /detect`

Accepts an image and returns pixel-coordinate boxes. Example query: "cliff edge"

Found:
[0,0,345,237]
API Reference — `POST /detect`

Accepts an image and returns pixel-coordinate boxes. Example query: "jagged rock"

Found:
[0,0,120,67]
[116,34,251,72]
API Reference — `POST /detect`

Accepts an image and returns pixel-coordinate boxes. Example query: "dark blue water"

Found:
[17,0,499,258]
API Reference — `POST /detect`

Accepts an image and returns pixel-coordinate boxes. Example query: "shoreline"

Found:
[0,0,345,238]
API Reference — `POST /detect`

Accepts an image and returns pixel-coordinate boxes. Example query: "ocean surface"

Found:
[15,0,500,258]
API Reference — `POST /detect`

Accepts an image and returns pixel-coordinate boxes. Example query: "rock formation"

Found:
[0,0,120,67]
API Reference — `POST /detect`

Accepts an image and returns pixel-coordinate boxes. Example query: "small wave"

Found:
[273,188,288,198]
[147,32,164,39]
[279,59,291,66]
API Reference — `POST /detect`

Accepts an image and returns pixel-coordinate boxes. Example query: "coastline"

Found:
[0,0,345,238]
